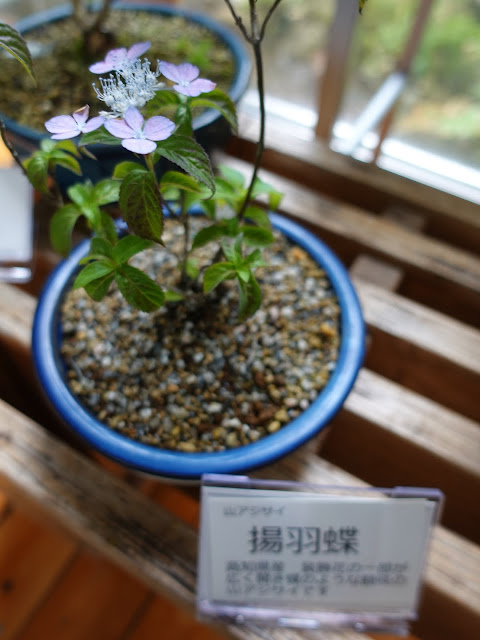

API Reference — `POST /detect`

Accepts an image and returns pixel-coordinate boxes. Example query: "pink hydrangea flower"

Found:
[159,61,216,97]
[44,105,104,140]
[89,42,151,74]
[104,106,175,154]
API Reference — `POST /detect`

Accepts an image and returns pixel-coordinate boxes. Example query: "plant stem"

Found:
[223,0,283,222]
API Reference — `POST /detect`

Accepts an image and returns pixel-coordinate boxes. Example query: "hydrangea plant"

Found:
[1,0,367,319]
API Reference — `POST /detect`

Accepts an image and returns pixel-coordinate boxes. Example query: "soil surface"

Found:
[60,218,341,453]
[0,8,235,132]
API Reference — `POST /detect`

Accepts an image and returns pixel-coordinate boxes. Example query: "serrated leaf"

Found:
[73,261,115,289]
[203,261,235,293]
[191,223,227,250]
[0,21,35,81]
[238,274,262,320]
[160,170,208,195]
[113,161,146,179]
[241,225,274,248]
[115,264,165,311]
[190,88,238,132]
[119,169,163,242]
[93,178,120,205]
[49,203,82,255]
[84,272,115,301]
[154,134,215,195]
[112,235,152,265]
[243,206,272,230]
[24,152,49,193]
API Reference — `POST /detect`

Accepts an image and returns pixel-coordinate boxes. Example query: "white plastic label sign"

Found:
[197,479,441,630]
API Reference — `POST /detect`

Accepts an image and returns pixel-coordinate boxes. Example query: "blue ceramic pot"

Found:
[3,2,251,183]
[32,213,365,480]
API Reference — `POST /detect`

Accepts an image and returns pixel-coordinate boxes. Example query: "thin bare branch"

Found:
[223,0,251,41]
[260,0,284,41]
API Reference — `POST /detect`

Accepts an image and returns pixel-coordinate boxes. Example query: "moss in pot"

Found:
[1,0,366,480]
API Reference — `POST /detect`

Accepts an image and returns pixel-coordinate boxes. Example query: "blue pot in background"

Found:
[2,1,252,185]
[32,213,365,481]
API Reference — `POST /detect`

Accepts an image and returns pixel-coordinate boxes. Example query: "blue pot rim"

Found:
[32,213,365,479]
[4,1,251,144]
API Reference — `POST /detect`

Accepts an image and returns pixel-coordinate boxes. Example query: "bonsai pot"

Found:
[2,2,251,183]
[32,213,365,481]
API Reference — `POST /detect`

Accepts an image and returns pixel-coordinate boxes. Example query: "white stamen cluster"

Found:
[93,59,164,118]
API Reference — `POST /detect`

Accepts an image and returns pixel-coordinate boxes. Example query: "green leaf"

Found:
[73,261,115,289]
[184,258,200,279]
[0,21,35,81]
[49,204,82,255]
[222,236,242,265]
[252,178,283,211]
[238,274,262,320]
[174,102,193,137]
[79,127,119,147]
[213,176,238,200]
[191,223,227,250]
[115,264,165,312]
[93,178,120,205]
[244,248,266,270]
[143,89,180,117]
[88,237,114,261]
[113,161,146,179]
[67,182,100,229]
[24,152,49,193]
[203,262,236,293]
[218,165,245,190]
[236,266,251,283]
[112,235,152,265]
[164,290,184,302]
[243,206,272,230]
[240,225,274,248]
[50,150,82,176]
[98,211,118,245]
[154,135,215,195]
[160,170,208,195]
[119,170,164,243]
[84,272,115,301]
[190,88,238,132]
[53,139,80,157]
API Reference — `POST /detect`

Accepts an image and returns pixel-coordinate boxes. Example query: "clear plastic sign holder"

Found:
[197,474,443,636]
[0,163,34,284]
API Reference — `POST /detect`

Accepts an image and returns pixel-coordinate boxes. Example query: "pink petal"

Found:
[45,115,76,134]
[144,116,175,141]
[121,138,156,154]
[51,129,81,140]
[159,61,199,84]
[89,60,114,74]
[176,63,200,83]
[82,116,105,133]
[104,119,134,139]
[175,78,216,97]
[73,105,89,125]
[123,107,144,133]
[127,42,151,60]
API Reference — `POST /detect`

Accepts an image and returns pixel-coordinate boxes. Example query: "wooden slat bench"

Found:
[0,138,479,639]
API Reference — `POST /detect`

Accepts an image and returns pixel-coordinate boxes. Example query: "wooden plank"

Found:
[325,368,480,541]
[0,400,478,640]
[232,111,480,254]
[18,551,150,640]
[356,280,480,421]
[0,507,77,639]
